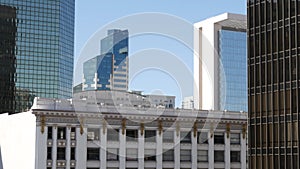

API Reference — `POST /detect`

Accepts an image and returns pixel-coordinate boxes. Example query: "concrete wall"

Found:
[0,112,36,169]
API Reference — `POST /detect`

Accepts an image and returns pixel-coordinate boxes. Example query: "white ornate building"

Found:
[32,97,247,169]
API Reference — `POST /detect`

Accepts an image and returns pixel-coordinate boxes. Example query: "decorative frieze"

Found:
[80,118,84,135]
[41,116,46,134]
[158,120,163,136]
[102,119,107,134]
[122,118,126,135]
[226,123,230,138]
[242,124,247,139]
[193,122,197,137]
[140,122,144,136]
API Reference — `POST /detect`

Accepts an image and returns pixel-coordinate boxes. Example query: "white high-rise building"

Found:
[182,96,194,109]
[194,13,247,112]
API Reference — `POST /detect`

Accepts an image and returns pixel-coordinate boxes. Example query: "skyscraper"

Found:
[194,13,247,112]
[248,1,300,168]
[0,0,75,113]
[0,5,17,114]
[83,29,129,91]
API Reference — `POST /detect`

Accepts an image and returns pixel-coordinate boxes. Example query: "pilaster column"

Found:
[76,127,87,169]
[174,128,180,169]
[138,127,144,169]
[35,125,47,169]
[52,126,57,169]
[66,127,71,169]
[119,128,126,169]
[225,131,230,169]
[241,133,247,169]
[208,130,214,169]
[100,124,107,169]
[192,130,198,169]
[156,130,163,169]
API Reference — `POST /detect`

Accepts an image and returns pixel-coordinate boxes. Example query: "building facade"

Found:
[182,96,194,109]
[73,90,175,109]
[0,0,75,113]
[194,13,248,112]
[83,29,129,92]
[0,5,17,114]
[32,97,247,169]
[248,0,300,169]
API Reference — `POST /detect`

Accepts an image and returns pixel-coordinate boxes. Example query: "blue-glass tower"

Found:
[218,30,247,112]
[0,0,75,113]
[83,29,128,91]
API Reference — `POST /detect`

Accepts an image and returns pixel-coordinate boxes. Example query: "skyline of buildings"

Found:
[193,13,248,112]
[0,0,75,114]
[7,0,300,169]
[248,0,300,169]
[82,29,129,92]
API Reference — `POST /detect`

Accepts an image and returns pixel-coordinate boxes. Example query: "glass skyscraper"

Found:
[83,29,128,91]
[0,5,17,113]
[248,0,300,168]
[219,30,247,112]
[0,0,75,113]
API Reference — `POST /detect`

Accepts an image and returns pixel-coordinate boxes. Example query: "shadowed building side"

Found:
[248,0,300,168]
[0,0,75,113]
[0,5,16,114]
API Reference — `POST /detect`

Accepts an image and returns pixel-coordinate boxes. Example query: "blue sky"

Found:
[74,0,246,107]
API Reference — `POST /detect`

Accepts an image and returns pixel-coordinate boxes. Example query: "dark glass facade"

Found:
[248,0,300,168]
[0,0,75,113]
[83,29,128,91]
[0,5,17,113]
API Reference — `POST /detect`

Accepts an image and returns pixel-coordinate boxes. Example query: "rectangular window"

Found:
[87,128,100,141]
[230,133,240,145]
[87,148,99,161]
[180,131,191,143]
[197,132,208,144]
[214,151,224,162]
[126,129,138,142]
[126,148,138,161]
[107,148,118,161]
[71,128,76,140]
[48,126,52,139]
[107,129,119,141]
[163,131,173,143]
[47,147,52,160]
[145,130,156,142]
[144,149,156,161]
[180,150,191,162]
[57,127,66,140]
[197,150,208,162]
[163,149,174,161]
[230,151,241,162]
[57,147,66,160]
[71,147,75,160]
[214,133,224,144]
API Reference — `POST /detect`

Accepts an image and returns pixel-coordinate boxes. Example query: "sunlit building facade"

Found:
[32,97,247,169]
[194,13,247,112]
[248,0,300,168]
